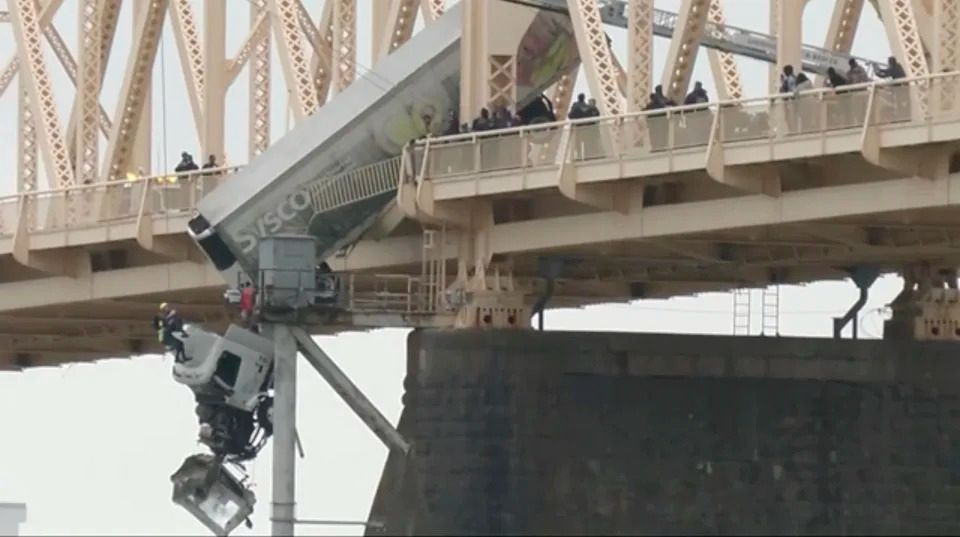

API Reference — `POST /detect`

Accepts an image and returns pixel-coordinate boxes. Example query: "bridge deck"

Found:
[4,74,960,368]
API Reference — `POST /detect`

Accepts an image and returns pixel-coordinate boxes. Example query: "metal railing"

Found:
[413,71,960,181]
[307,157,401,214]
[252,267,450,315]
[0,165,243,237]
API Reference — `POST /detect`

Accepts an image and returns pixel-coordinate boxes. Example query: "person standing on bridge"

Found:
[846,58,869,85]
[877,56,909,121]
[202,155,220,176]
[174,152,199,175]
[240,283,257,331]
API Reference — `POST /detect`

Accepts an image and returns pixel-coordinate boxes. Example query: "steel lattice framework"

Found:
[0,0,958,366]
[0,0,941,192]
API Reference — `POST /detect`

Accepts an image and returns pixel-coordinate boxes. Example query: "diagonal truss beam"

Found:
[18,78,37,192]
[661,0,710,103]
[551,64,580,120]
[877,0,928,78]
[705,0,743,100]
[818,0,865,85]
[250,0,271,159]
[0,0,111,137]
[0,0,62,98]
[167,0,205,138]
[376,0,419,65]
[420,0,445,22]
[299,0,335,106]
[101,0,168,181]
[268,0,320,120]
[567,0,623,116]
[226,10,269,85]
[9,0,74,187]
[825,0,866,53]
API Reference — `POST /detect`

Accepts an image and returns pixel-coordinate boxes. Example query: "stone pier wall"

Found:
[367,330,960,535]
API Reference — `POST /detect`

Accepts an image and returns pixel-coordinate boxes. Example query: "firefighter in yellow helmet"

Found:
[155,302,186,361]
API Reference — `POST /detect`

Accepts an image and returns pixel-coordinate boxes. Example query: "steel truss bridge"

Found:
[0,0,958,369]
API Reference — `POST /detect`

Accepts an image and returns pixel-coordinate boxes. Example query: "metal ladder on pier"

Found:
[733,286,781,336]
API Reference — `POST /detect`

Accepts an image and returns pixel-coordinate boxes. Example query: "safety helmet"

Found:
[159,302,168,311]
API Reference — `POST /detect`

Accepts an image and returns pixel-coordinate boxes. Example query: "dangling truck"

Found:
[171,2,582,534]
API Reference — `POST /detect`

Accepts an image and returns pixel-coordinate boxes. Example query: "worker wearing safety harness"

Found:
[156,303,186,362]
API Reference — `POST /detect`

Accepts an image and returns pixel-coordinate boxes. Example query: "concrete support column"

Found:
[270,323,297,536]
[368,329,960,534]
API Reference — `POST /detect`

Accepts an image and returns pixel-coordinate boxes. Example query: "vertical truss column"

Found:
[459,0,486,121]
[933,0,960,72]
[167,0,205,139]
[909,0,935,60]
[74,0,101,186]
[250,0,271,159]
[567,0,623,116]
[933,0,960,113]
[768,0,779,92]
[202,0,227,162]
[776,0,804,86]
[102,0,168,181]
[331,0,356,95]
[66,0,120,163]
[371,0,390,63]
[705,0,743,100]
[18,80,37,193]
[627,0,653,112]
[9,0,75,188]
[660,0,710,104]
[268,0,320,121]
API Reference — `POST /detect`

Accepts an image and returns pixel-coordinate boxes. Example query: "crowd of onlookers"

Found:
[435,55,909,138]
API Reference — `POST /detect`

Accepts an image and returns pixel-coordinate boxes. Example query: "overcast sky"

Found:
[0,0,902,535]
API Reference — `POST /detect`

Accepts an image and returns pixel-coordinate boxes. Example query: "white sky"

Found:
[0,0,904,535]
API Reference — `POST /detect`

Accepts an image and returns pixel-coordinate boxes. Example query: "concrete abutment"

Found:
[367,330,960,535]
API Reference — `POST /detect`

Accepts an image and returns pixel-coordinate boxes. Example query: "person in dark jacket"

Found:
[684,81,709,105]
[174,152,199,173]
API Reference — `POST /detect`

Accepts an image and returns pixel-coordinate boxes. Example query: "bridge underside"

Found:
[7,83,960,368]
[3,201,960,369]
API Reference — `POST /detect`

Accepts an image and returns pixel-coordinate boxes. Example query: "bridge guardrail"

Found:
[4,73,960,240]
[415,71,960,181]
[0,165,243,237]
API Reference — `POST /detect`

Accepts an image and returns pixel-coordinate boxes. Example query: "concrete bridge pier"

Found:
[367,329,960,535]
